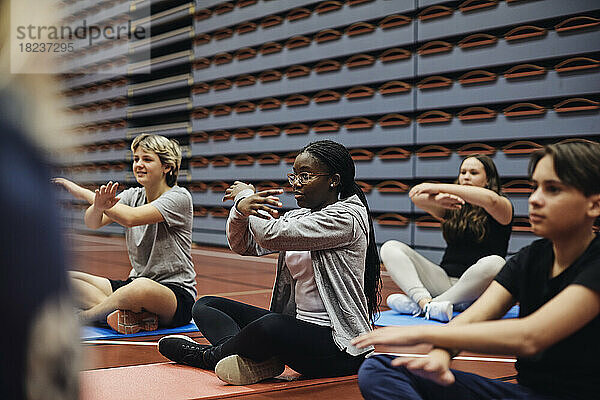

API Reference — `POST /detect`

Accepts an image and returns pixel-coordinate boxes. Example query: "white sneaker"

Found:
[387,294,421,316]
[424,301,453,322]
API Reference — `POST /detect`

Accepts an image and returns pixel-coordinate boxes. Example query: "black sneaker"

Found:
[158,335,212,368]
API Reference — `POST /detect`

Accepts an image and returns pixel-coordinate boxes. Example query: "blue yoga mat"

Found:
[81,322,198,340]
[374,305,520,327]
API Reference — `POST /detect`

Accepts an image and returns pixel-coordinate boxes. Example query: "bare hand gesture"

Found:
[391,350,455,386]
[93,181,120,211]
[409,183,441,198]
[236,189,283,219]
[222,181,256,202]
[434,193,465,210]
[352,326,455,385]
[409,183,464,210]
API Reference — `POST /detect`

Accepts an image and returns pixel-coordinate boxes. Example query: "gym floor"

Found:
[73,233,516,399]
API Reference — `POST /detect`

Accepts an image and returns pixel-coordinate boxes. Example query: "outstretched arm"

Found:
[53,177,95,204]
[409,189,464,220]
[84,182,165,229]
[353,282,600,357]
[410,183,513,225]
[364,285,514,385]
[382,282,515,385]
[102,203,164,228]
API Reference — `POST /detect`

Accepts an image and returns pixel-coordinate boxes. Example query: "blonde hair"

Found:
[131,134,182,186]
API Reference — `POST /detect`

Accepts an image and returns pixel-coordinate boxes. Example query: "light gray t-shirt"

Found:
[118,186,196,299]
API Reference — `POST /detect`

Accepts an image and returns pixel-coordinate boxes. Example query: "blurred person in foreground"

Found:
[0,0,79,398]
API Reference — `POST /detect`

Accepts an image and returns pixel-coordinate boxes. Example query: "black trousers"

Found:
[192,296,365,377]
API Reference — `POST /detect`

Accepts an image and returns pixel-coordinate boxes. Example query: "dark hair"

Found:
[528,139,600,196]
[470,155,502,193]
[301,140,381,323]
[443,155,503,243]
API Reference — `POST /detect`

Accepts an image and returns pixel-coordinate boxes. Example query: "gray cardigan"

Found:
[227,192,374,356]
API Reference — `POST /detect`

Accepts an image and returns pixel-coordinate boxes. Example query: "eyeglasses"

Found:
[287,172,330,185]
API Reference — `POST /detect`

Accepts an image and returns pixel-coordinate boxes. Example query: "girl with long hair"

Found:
[158,140,381,385]
[381,155,513,321]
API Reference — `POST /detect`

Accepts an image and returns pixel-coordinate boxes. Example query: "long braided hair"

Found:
[301,140,382,323]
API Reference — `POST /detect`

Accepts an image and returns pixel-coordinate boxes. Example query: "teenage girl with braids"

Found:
[381,155,513,322]
[159,140,381,385]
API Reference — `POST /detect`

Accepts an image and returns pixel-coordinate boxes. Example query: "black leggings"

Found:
[192,296,365,377]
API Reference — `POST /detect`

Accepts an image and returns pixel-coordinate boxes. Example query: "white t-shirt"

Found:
[285,250,331,326]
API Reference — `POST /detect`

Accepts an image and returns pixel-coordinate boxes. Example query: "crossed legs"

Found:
[192,296,363,376]
[69,271,177,325]
[358,355,559,400]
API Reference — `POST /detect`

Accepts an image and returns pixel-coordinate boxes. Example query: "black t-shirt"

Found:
[441,209,512,278]
[495,236,600,400]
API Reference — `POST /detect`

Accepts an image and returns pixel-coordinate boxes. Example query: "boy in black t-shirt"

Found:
[353,140,600,400]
